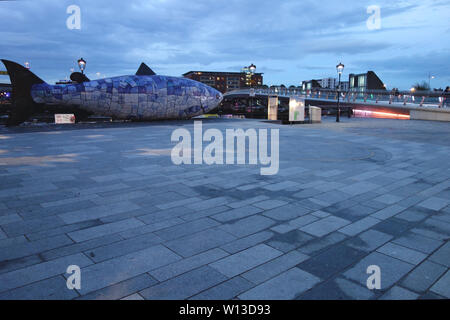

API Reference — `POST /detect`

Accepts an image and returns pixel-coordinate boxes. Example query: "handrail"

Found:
[224,88,449,108]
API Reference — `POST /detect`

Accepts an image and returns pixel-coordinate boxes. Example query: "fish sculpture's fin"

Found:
[136,62,156,76]
[70,72,90,83]
[1,59,45,126]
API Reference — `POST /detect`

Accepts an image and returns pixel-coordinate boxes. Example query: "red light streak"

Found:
[353,109,410,120]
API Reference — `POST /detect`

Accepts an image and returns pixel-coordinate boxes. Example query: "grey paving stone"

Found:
[27,220,103,241]
[0,228,6,240]
[0,234,73,261]
[68,218,144,243]
[58,201,141,224]
[210,244,282,278]
[417,197,449,211]
[311,210,330,218]
[298,232,347,255]
[119,217,185,239]
[392,233,443,254]
[137,207,193,225]
[227,195,270,209]
[419,292,447,300]
[340,182,379,196]
[300,216,351,237]
[85,232,163,262]
[77,245,181,295]
[186,197,230,211]
[0,253,92,293]
[93,190,150,206]
[423,218,450,236]
[140,265,228,300]
[430,270,450,298]
[41,234,123,261]
[149,248,229,282]
[239,268,321,300]
[299,277,375,300]
[220,231,274,254]
[154,217,219,241]
[121,293,144,300]
[190,276,254,300]
[374,194,403,205]
[0,213,22,225]
[242,250,309,284]
[253,199,288,210]
[428,242,450,267]
[395,208,430,222]
[380,286,419,300]
[267,230,314,252]
[312,190,352,205]
[401,261,447,293]
[155,196,202,210]
[219,215,276,238]
[338,217,381,236]
[344,252,415,290]
[373,218,413,237]
[371,204,407,220]
[2,216,66,237]
[165,228,236,258]
[0,235,27,248]
[377,242,427,265]
[299,244,366,279]
[212,206,262,222]
[0,275,78,300]
[346,229,393,252]
[262,204,311,221]
[78,273,157,300]
[335,204,379,221]
[0,254,43,275]
[270,215,319,234]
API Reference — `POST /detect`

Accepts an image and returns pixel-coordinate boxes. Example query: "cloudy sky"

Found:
[0,0,449,89]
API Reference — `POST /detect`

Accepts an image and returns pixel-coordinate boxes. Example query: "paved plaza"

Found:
[0,117,449,300]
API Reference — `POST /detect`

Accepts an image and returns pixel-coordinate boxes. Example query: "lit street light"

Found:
[428,73,435,91]
[24,62,30,69]
[336,62,344,122]
[78,58,86,74]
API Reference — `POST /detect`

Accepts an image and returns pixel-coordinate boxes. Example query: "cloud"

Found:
[0,0,448,88]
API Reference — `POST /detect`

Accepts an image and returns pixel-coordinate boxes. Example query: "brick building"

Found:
[183,71,263,93]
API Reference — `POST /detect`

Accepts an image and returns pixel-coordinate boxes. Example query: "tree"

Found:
[412,81,430,91]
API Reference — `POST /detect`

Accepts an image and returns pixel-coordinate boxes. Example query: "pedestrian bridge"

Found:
[223,88,450,121]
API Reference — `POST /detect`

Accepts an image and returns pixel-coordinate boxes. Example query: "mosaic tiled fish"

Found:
[1,60,223,125]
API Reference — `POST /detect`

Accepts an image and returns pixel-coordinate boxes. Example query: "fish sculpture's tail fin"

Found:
[1,59,46,125]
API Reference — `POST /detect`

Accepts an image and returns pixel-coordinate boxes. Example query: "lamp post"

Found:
[428,73,435,91]
[24,62,30,69]
[78,58,86,74]
[336,62,344,122]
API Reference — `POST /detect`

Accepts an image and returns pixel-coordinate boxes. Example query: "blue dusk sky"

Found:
[0,0,449,89]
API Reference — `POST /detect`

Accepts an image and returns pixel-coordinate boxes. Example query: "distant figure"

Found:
[443,86,450,108]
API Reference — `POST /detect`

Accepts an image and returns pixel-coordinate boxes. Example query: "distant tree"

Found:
[412,81,430,91]
[280,84,286,89]
[289,85,296,90]
[261,85,269,89]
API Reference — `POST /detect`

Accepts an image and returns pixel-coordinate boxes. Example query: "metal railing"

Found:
[225,88,449,108]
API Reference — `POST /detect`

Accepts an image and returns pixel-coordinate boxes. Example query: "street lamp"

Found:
[24,62,30,69]
[78,58,86,74]
[336,62,344,122]
[428,73,435,91]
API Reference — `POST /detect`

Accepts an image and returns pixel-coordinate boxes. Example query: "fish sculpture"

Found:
[1,59,223,125]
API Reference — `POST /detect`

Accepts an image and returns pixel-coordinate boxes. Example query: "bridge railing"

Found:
[225,88,449,108]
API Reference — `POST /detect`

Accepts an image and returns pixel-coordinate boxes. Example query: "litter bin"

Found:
[309,106,322,123]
